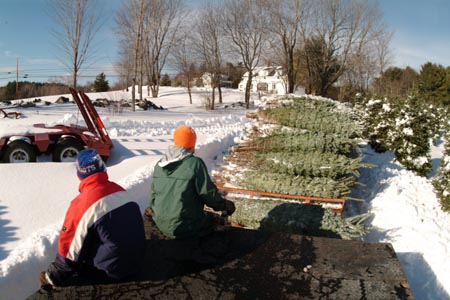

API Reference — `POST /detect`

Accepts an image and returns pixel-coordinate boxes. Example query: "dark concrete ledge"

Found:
[27,215,414,300]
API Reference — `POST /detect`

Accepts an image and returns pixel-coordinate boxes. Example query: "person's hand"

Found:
[218,189,228,197]
[144,207,154,217]
[39,271,54,291]
[224,200,235,215]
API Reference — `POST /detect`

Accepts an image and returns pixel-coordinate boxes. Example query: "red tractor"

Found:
[0,88,114,163]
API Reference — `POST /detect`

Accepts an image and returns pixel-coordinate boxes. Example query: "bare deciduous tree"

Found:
[192,2,226,110]
[303,0,391,98]
[223,0,270,109]
[116,0,147,111]
[267,0,311,94]
[115,43,134,92]
[48,0,103,89]
[337,1,393,100]
[373,27,393,76]
[143,0,185,98]
[171,28,196,104]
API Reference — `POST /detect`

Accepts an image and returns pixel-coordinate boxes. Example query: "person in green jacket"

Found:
[149,125,235,239]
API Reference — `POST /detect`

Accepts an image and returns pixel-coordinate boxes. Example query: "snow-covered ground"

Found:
[0,87,448,300]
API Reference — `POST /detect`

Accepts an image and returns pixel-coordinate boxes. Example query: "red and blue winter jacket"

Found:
[48,172,146,285]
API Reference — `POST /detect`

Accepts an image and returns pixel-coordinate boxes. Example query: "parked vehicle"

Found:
[0,88,114,163]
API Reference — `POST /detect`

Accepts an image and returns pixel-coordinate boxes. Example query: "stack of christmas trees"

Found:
[218,96,371,239]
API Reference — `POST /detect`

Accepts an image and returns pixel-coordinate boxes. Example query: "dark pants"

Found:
[48,254,119,287]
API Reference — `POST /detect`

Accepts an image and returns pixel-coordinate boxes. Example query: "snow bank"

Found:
[354,145,450,299]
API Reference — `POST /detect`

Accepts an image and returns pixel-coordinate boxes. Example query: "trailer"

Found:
[217,185,346,213]
[27,214,414,300]
[0,88,114,163]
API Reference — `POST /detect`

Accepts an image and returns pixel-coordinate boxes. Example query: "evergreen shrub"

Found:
[433,124,450,212]
[355,95,440,176]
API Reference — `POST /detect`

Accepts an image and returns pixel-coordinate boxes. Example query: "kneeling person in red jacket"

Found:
[40,149,146,290]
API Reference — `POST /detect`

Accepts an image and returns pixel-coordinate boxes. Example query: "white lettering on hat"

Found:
[77,163,98,174]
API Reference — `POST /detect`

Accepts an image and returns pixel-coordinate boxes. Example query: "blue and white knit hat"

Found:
[76,149,106,179]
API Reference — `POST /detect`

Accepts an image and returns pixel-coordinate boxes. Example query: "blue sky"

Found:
[1,0,450,87]
[0,0,121,86]
[379,0,450,69]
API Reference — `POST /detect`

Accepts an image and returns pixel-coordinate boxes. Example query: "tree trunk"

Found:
[150,67,159,98]
[73,72,77,89]
[139,58,144,101]
[72,57,78,89]
[287,48,295,94]
[245,71,253,109]
[131,77,136,111]
[305,54,313,95]
[187,77,192,104]
[210,86,215,110]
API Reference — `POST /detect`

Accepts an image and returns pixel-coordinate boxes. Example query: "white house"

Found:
[201,72,232,89]
[201,72,213,88]
[238,66,287,95]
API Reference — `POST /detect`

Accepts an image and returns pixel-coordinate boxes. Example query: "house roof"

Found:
[242,66,283,78]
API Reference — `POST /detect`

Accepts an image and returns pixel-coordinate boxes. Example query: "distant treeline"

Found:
[0,81,70,102]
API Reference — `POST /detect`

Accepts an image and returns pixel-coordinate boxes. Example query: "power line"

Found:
[0,62,121,79]
[0,65,119,75]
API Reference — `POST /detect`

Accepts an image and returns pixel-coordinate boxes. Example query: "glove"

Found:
[218,189,228,197]
[224,200,236,216]
[144,207,154,217]
[39,271,55,291]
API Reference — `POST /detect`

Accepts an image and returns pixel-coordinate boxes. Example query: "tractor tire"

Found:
[3,140,37,163]
[53,138,84,162]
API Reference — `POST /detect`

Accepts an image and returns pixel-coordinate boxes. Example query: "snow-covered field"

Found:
[0,87,449,300]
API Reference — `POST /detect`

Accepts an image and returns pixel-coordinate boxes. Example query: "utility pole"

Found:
[16,57,19,100]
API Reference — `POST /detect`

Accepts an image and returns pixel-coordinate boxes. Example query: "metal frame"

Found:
[217,185,346,213]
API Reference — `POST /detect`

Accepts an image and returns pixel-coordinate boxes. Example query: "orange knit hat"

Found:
[174,125,197,148]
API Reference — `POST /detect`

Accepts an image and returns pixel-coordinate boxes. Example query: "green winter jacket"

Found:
[150,145,226,239]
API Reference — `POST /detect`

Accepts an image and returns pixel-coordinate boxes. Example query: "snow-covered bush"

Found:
[433,156,450,212]
[433,117,450,212]
[355,96,396,152]
[356,95,440,177]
